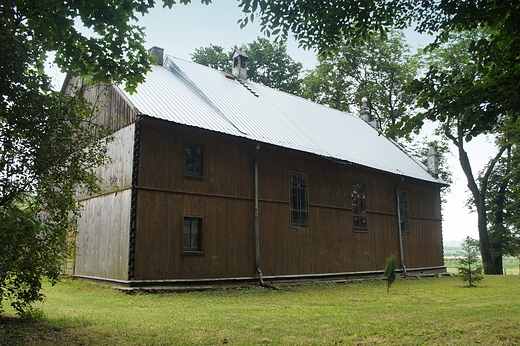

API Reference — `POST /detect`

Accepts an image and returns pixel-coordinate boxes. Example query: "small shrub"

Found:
[456,237,483,287]
[384,254,397,293]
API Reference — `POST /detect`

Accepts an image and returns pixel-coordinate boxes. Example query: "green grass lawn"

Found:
[1,275,520,345]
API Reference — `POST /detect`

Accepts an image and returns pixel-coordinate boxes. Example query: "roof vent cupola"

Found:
[231,50,249,80]
[148,46,164,66]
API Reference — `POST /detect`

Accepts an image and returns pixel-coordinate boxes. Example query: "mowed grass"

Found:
[1,275,520,345]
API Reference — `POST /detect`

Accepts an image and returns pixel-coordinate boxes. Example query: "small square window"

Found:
[186,143,203,177]
[183,217,202,252]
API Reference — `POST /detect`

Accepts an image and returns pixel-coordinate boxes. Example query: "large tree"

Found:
[191,38,303,95]
[0,0,210,314]
[411,31,519,274]
[301,30,420,139]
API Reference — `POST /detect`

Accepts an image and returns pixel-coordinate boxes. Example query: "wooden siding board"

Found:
[75,190,132,280]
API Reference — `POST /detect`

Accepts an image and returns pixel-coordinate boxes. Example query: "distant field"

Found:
[444,257,520,274]
[443,244,520,274]
[2,276,520,345]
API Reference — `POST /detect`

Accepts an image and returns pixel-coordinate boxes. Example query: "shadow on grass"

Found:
[0,315,86,346]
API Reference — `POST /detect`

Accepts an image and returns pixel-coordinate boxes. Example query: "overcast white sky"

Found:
[49,1,498,244]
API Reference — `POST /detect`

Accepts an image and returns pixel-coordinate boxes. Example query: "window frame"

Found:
[398,191,411,234]
[289,171,309,229]
[185,142,204,178]
[182,216,203,254]
[351,182,367,232]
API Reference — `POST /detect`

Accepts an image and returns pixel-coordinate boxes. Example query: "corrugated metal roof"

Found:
[118,55,445,185]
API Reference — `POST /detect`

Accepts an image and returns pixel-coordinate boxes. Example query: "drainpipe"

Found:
[254,144,265,286]
[396,176,407,277]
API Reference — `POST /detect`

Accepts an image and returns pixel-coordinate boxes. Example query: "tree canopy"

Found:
[410,30,520,274]
[301,30,420,139]
[191,44,230,71]
[1,0,212,314]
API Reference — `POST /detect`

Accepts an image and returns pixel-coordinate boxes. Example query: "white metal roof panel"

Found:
[118,55,444,185]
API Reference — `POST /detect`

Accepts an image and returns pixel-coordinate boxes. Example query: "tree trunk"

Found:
[489,181,508,275]
[456,139,497,274]
[492,255,503,274]
[447,123,509,275]
[476,197,497,274]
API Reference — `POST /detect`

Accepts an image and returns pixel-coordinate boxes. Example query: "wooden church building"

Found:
[64,47,448,287]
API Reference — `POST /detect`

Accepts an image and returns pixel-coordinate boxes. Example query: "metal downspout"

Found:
[254,144,265,286]
[396,176,407,277]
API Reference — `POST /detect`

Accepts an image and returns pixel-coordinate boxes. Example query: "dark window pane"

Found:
[301,190,308,211]
[192,219,199,232]
[301,211,308,225]
[183,217,202,251]
[186,143,203,176]
[193,160,201,174]
[359,199,366,215]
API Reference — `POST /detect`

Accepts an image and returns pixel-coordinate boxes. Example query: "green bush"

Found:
[384,254,397,293]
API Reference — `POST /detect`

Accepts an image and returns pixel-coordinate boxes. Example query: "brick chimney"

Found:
[148,46,164,66]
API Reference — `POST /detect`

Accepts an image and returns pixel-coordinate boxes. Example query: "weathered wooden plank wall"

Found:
[134,119,256,280]
[64,77,138,133]
[75,123,136,280]
[75,189,132,280]
[76,124,135,200]
[132,119,444,281]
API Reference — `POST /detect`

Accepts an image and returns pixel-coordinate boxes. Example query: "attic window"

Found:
[351,182,367,232]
